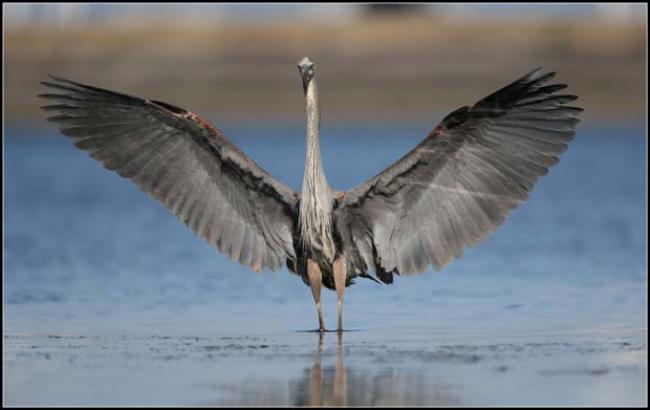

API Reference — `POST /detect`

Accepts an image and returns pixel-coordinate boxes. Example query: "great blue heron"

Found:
[40,57,581,332]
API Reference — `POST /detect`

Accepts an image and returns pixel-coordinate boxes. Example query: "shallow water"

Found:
[3,124,647,405]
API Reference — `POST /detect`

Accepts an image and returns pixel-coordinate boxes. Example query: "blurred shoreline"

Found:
[5,16,647,128]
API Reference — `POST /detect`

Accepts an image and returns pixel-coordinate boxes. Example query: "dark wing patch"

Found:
[334,68,582,281]
[40,76,298,272]
[440,105,471,129]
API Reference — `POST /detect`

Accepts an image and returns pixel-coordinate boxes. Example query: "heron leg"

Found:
[333,256,347,332]
[307,259,325,332]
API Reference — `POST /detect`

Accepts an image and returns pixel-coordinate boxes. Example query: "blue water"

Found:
[3,124,647,405]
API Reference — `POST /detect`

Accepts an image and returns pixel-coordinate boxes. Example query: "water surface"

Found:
[3,124,647,406]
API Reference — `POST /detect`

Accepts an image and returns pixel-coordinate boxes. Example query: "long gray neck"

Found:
[299,78,335,258]
[301,79,328,195]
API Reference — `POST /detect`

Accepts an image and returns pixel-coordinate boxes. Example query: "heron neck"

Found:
[299,79,334,254]
[301,79,329,198]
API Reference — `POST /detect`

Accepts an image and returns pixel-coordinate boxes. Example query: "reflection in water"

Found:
[334,333,347,406]
[290,333,461,406]
[210,333,464,406]
[211,332,647,406]
[303,333,347,406]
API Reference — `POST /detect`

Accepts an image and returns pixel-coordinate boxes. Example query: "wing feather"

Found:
[40,76,298,272]
[335,68,582,281]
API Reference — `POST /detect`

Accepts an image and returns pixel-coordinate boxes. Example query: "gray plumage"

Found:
[40,63,582,295]
[40,76,297,273]
[298,59,336,267]
[334,67,582,284]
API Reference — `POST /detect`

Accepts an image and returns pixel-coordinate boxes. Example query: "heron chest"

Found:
[304,224,336,265]
[298,198,337,265]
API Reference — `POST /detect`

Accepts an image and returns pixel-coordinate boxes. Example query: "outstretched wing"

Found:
[40,76,298,272]
[334,68,582,283]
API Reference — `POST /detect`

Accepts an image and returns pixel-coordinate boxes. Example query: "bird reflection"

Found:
[305,332,347,406]
[334,333,347,406]
[215,332,462,406]
[292,332,462,406]
[307,334,323,406]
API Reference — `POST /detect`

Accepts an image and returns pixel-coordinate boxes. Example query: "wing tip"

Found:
[525,66,544,79]
[46,74,77,85]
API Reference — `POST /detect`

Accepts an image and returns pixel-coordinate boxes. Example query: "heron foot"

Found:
[303,328,326,333]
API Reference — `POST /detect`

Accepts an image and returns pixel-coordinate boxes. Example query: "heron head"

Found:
[298,57,315,90]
